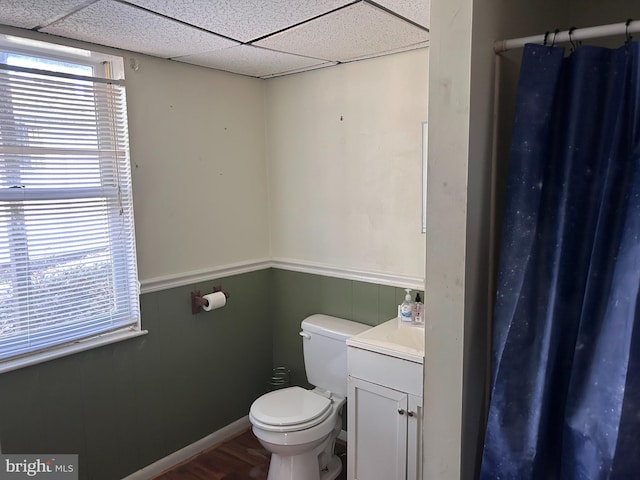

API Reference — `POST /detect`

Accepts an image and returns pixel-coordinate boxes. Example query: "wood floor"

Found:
[152,429,347,480]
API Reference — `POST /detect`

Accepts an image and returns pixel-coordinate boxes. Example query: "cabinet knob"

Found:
[407,410,415,417]
[398,409,405,415]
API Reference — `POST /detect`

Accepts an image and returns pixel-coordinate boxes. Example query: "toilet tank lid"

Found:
[301,314,369,341]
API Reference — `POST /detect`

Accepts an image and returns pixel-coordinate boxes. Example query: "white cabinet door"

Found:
[348,377,408,480]
[407,394,423,480]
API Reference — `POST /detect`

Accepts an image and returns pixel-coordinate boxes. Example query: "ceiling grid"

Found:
[0,0,429,78]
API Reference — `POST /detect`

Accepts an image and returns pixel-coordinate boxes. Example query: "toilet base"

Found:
[266,451,342,480]
[266,448,316,480]
[320,454,342,480]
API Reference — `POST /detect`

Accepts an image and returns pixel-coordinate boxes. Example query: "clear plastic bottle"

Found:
[413,292,424,325]
[400,288,413,323]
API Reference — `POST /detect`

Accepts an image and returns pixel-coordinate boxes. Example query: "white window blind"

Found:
[0,35,140,364]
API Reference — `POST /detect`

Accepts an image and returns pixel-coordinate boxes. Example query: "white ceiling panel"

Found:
[42,0,239,58]
[0,0,87,29]
[374,0,430,29]
[175,45,330,77]
[254,2,428,62]
[125,0,353,42]
[1,0,430,78]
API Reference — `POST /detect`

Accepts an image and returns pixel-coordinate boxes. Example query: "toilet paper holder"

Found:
[191,285,230,314]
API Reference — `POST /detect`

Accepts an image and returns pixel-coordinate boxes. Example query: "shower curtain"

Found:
[481,42,640,479]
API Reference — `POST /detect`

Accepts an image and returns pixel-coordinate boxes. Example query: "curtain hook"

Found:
[569,26,577,52]
[551,28,559,47]
[568,27,582,51]
[626,19,633,44]
[543,31,550,46]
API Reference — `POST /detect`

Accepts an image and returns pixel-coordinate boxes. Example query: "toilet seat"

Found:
[250,386,332,432]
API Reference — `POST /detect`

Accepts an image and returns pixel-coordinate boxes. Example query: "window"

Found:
[0,34,141,370]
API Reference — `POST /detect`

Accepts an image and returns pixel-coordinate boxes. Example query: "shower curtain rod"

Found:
[494,19,640,53]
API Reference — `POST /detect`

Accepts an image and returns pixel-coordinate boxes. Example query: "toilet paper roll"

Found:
[201,291,226,311]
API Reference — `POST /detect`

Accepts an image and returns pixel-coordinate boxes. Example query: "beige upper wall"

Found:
[0,25,428,284]
[125,55,270,282]
[265,49,429,280]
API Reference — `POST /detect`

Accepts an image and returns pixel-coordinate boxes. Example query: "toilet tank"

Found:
[301,314,369,397]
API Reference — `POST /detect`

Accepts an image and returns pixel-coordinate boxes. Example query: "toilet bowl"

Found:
[250,387,344,480]
[248,314,369,480]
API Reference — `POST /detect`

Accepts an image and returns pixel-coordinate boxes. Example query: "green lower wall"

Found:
[0,269,273,480]
[0,267,422,479]
[271,269,423,387]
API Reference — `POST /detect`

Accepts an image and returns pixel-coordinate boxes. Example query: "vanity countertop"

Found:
[347,318,424,364]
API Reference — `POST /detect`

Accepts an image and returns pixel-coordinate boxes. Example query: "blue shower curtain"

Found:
[481,42,640,479]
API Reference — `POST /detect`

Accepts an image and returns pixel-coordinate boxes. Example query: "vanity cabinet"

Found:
[347,377,422,480]
[346,321,424,480]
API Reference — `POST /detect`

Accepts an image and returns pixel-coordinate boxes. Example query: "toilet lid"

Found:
[250,386,332,427]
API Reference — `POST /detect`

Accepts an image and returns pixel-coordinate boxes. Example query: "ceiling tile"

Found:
[125,0,353,42]
[42,0,238,58]
[1,0,430,79]
[375,0,430,29]
[254,2,429,62]
[175,45,330,77]
[0,0,87,29]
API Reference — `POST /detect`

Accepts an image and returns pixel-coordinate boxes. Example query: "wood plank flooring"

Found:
[152,429,347,480]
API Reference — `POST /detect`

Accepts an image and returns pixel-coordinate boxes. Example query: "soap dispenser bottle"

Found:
[400,288,413,323]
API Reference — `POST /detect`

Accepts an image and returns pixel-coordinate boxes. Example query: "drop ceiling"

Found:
[0,0,429,78]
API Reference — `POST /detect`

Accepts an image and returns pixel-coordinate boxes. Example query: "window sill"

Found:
[0,328,148,374]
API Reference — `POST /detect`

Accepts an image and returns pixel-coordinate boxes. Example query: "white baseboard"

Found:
[122,416,251,480]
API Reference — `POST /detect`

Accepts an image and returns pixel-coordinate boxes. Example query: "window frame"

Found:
[0,34,145,373]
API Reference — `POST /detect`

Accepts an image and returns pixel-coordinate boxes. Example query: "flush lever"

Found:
[299,331,311,339]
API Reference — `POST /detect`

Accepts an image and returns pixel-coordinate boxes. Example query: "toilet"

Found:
[249,314,369,480]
